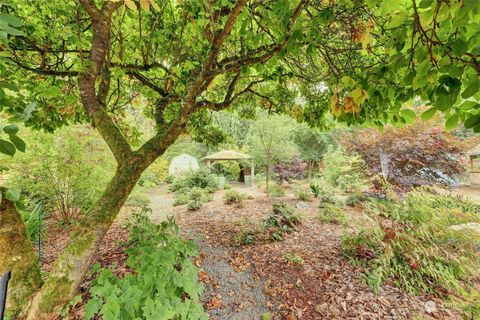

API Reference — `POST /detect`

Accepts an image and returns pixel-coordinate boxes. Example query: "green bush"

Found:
[345,193,370,207]
[293,186,313,201]
[164,174,175,184]
[8,125,115,223]
[318,203,347,225]
[342,190,480,305]
[268,184,285,197]
[223,189,253,204]
[322,148,368,193]
[84,210,207,320]
[138,170,160,188]
[125,187,151,207]
[174,187,212,209]
[235,219,259,245]
[263,202,302,241]
[170,168,218,193]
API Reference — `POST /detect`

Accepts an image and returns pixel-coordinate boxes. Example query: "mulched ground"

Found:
[176,192,463,320]
[38,187,466,319]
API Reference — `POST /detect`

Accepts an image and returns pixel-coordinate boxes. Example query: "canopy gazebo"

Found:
[202,150,254,185]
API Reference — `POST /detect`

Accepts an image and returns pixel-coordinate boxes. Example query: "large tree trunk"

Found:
[25,157,146,319]
[0,190,42,320]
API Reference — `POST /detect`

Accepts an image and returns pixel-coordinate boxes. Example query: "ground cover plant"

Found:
[223,189,253,204]
[84,210,207,320]
[263,202,302,241]
[342,190,480,317]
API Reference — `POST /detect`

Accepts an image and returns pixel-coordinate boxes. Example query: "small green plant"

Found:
[84,209,207,320]
[263,202,302,241]
[318,203,347,225]
[223,189,253,204]
[322,148,368,193]
[345,192,369,207]
[284,253,304,264]
[169,168,218,193]
[293,186,313,201]
[268,184,285,197]
[235,219,259,245]
[164,174,175,184]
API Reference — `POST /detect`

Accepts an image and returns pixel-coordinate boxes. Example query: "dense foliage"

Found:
[322,148,368,193]
[7,126,115,222]
[85,211,207,320]
[343,190,480,316]
[342,120,475,187]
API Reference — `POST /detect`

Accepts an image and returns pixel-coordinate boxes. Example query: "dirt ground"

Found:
[174,185,463,320]
[54,182,476,319]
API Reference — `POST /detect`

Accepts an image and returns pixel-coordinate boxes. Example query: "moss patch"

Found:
[38,276,72,313]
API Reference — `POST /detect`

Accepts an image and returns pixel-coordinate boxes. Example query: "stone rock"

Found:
[424,300,436,314]
[295,201,310,209]
[450,223,480,234]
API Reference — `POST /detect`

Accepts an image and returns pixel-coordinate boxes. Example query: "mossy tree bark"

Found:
[0,190,42,320]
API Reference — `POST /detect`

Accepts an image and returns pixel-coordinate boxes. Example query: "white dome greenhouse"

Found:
[168,154,200,176]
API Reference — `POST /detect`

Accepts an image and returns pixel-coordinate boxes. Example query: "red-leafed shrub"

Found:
[341,121,475,188]
[273,157,308,182]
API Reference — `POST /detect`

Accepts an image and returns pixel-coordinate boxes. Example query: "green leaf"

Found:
[387,10,408,29]
[9,134,26,152]
[3,124,19,134]
[445,114,459,130]
[0,13,23,27]
[401,109,416,122]
[5,188,20,202]
[464,114,480,129]
[84,298,102,320]
[0,139,16,156]
[461,79,479,99]
[451,38,468,56]
[418,0,434,8]
[421,107,437,121]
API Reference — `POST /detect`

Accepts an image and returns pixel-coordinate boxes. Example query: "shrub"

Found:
[268,184,285,197]
[345,193,370,207]
[84,210,207,320]
[164,174,175,184]
[342,190,480,302]
[223,189,253,204]
[322,148,368,193]
[284,253,304,264]
[170,168,218,193]
[263,202,302,241]
[235,219,259,245]
[138,170,160,187]
[173,187,212,210]
[310,180,340,204]
[125,187,151,207]
[293,186,313,201]
[273,157,307,182]
[9,125,115,223]
[341,121,475,188]
[318,203,347,225]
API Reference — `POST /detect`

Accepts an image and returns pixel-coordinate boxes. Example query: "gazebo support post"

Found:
[251,161,255,185]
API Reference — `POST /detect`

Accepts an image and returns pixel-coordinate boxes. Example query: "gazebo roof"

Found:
[468,144,480,156]
[202,150,252,161]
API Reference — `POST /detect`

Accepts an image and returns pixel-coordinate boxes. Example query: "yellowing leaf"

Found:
[140,0,150,11]
[349,88,369,105]
[124,0,137,11]
[149,0,161,11]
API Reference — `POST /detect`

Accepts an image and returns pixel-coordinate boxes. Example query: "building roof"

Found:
[202,150,251,161]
